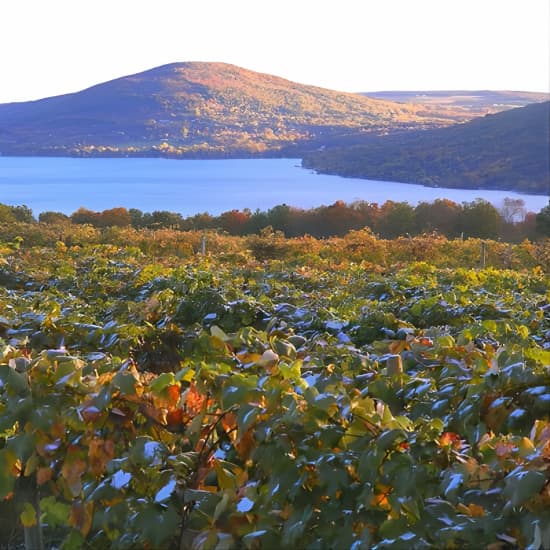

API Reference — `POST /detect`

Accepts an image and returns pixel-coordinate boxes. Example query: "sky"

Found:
[0,0,548,104]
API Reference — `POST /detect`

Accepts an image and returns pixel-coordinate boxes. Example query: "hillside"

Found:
[362,90,549,115]
[302,101,550,194]
[0,62,464,158]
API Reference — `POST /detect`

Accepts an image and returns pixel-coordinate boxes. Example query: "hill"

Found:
[362,90,549,115]
[0,62,464,158]
[302,101,550,195]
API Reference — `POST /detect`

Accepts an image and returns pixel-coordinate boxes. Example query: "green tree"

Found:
[414,199,462,237]
[39,211,71,224]
[71,207,100,226]
[150,210,184,229]
[459,198,502,238]
[535,202,550,236]
[376,201,416,238]
[0,204,17,223]
[10,205,35,223]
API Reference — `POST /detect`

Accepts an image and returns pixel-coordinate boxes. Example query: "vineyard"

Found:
[0,227,549,549]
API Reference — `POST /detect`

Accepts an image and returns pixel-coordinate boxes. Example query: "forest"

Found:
[302,102,550,195]
[2,197,550,244]
[0,217,549,548]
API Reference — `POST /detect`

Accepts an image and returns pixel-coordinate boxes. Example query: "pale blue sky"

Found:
[0,0,548,103]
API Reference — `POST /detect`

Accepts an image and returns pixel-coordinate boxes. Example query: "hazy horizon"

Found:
[1,60,549,107]
[0,0,548,104]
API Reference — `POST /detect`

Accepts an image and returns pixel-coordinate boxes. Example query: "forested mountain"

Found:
[0,62,463,158]
[303,101,550,194]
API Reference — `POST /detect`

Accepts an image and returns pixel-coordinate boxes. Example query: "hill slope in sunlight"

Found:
[0,62,463,158]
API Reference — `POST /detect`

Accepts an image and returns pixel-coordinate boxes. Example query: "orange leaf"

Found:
[495,440,515,458]
[61,452,87,496]
[166,384,181,408]
[417,337,433,347]
[440,432,462,449]
[221,412,237,436]
[235,429,256,461]
[467,503,485,517]
[185,383,206,415]
[88,439,115,476]
[457,502,485,517]
[166,409,184,427]
[389,340,408,354]
[81,405,101,423]
[69,501,94,536]
[36,467,53,485]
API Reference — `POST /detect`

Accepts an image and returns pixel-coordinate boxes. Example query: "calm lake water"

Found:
[0,156,547,216]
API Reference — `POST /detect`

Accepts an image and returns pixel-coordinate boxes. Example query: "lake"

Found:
[0,156,547,216]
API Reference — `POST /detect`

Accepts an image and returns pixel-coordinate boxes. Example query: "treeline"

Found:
[1,198,549,241]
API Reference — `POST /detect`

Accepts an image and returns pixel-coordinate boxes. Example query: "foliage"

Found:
[12,196,549,242]
[303,101,550,195]
[0,232,549,549]
[536,202,550,237]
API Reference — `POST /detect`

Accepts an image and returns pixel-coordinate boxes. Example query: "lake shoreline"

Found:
[1,153,548,198]
[0,157,547,216]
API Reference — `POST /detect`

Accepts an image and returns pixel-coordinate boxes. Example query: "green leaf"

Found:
[129,437,166,467]
[149,372,176,395]
[503,468,546,507]
[243,530,269,549]
[138,503,180,547]
[0,365,29,394]
[237,404,259,434]
[0,449,17,499]
[113,371,136,395]
[61,529,85,550]
[40,496,71,528]
[279,360,301,381]
[7,432,35,462]
[213,492,230,521]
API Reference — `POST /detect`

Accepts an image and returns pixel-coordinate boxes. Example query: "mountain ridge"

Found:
[0,62,465,158]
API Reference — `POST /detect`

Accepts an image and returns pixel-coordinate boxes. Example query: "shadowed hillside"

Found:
[303,101,550,195]
[0,62,462,158]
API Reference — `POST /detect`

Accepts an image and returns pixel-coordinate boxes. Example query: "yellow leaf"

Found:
[20,502,37,527]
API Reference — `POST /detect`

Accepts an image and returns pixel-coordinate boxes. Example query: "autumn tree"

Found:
[218,209,251,235]
[414,199,461,237]
[70,207,100,226]
[97,207,132,227]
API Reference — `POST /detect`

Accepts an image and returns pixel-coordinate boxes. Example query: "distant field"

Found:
[361,90,549,115]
